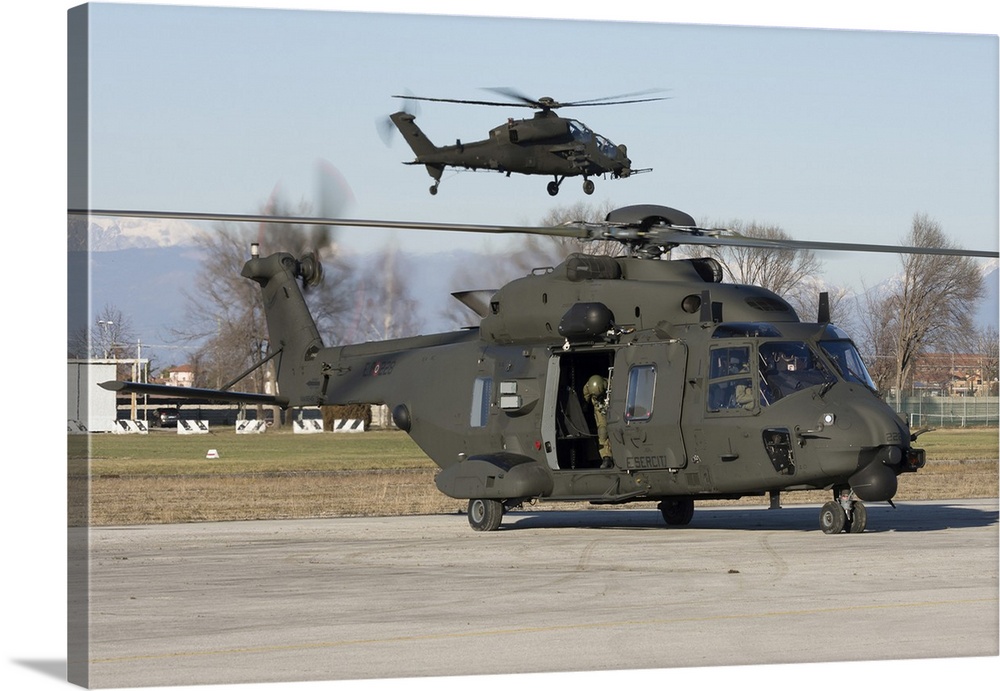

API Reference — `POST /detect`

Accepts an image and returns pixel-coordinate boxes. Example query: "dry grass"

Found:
[70,428,997,526]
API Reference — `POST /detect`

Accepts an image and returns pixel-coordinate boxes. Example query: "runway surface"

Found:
[75,499,999,688]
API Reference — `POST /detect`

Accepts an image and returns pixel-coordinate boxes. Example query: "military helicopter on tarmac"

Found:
[83,203,999,534]
[382,88,666,197]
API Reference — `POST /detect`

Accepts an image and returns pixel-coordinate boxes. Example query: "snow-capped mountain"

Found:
[69,215,203,252]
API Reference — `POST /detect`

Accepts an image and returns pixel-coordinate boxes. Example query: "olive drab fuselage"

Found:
[390,109,635,196]
[246,247,924,517]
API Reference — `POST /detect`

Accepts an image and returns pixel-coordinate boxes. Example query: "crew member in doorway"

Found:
[583,374,613,469]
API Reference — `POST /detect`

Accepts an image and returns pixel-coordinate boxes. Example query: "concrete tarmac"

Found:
[75,499,999,688]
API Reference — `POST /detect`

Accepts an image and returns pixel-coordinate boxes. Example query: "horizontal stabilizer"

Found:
[99,380,288,407]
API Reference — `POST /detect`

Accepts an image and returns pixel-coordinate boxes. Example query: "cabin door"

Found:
[606,342,688,470]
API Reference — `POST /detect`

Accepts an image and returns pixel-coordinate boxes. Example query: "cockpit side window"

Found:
[707,346,756,412]
[820,339,877,391]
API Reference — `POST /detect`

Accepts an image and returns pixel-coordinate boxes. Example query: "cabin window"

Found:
[470,377,492,427]
[625,365,656,422]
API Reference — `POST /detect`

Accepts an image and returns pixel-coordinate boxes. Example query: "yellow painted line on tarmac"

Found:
[90,596,998,665]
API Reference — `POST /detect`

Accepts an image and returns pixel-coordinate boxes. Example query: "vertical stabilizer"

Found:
[241,250,325,404]
[390,111,439,157]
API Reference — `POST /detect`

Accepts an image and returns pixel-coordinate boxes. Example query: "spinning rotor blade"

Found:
[68,208,999,259]
[624,226,1000,259]
[390,93,528,109]
[71,209,587,240]
[484,87,670,109]
[393,88,670,111]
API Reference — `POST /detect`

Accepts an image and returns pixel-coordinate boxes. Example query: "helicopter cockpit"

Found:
[706,323,875,412]
[567,119,592,143]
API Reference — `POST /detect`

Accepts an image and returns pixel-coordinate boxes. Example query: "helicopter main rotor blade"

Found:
[394,89,671,111]
[68,209,999,258]
[69,209,589,239]
[391,94,537,109]
[638,228,1000,259]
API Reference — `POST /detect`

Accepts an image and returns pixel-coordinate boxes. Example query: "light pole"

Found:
[97,320,114,358]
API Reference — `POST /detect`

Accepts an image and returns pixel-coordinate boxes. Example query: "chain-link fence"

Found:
[889,395,999,428]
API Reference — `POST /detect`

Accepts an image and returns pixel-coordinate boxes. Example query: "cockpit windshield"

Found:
[820,338,877,391]
[595,134,618,157]
[568,120,592,143]
[758,342,836,404]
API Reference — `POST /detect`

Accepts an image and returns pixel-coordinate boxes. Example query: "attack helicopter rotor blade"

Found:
[390,93,536,109]
[481,87,546,108]
[558,89,672,107]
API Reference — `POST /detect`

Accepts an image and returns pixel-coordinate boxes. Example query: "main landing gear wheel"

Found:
[658,498,694,526]
[582,179,595,195]
[468,498,504,532]
[547,181,560,196]
[819,501,847,534]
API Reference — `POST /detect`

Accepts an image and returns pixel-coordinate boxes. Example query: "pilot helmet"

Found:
[583,375,607,398]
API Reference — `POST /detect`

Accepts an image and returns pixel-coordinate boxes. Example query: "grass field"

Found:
[70,427,998,526]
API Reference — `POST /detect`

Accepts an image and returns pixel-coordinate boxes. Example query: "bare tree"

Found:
[69,304,138,360]
[972,324,999,395]
[682,220,825,317]
[342,245,421,342]
[858,214,985,399]
[173,197,354,396]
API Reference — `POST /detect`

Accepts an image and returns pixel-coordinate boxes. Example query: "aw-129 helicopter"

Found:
[385,89,666,196]
[86,204,999,534]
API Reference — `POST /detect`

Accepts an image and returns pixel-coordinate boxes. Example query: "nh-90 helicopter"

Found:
[385,89,666,196]
[83,204,999,534]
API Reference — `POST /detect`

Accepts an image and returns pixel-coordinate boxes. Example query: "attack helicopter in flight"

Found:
[82,204,999,534]
[383,88,666,196]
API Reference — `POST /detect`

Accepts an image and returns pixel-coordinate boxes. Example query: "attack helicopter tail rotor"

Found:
[378,90,421,146]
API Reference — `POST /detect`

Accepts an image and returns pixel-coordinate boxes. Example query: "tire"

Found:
[583,179,595,195]
[547,181,560,196]
[847,501,868,533]
[658,498,694,526]
[819,501,847,534]
[468,498,504,532]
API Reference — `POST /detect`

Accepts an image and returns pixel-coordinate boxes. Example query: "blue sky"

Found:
[76,1,998,292]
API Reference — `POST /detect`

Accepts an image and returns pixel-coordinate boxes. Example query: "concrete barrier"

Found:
[333,418,365,433]
[293,419,324,433]
[235,419,267,434]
